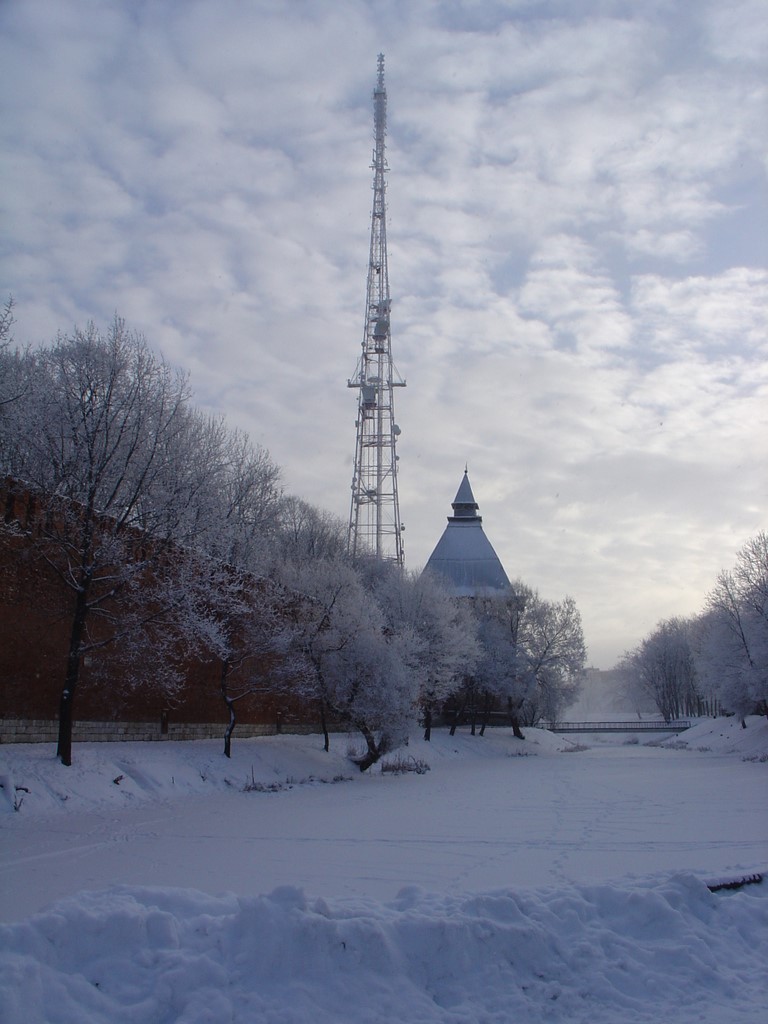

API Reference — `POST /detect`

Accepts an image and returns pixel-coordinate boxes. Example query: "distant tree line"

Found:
[618,534,768,724]
[0,310,586,766]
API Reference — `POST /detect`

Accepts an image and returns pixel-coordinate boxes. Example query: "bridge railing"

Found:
[550,720,691,733]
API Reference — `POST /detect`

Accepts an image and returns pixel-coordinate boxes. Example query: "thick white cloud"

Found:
[1,0,766,668]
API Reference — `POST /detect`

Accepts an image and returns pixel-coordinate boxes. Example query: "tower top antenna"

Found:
[373,54,387,164]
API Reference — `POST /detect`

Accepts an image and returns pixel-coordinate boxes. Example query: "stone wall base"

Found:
[0,719,318,744]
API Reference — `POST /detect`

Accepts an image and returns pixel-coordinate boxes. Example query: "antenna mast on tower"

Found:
[347,53,405,565]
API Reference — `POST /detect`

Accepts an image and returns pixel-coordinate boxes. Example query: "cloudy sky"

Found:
[2,0,766,668]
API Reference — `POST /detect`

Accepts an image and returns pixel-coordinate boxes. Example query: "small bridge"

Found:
[550,720,691,734]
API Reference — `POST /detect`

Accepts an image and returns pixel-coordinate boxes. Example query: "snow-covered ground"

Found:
[1,717,767,1023]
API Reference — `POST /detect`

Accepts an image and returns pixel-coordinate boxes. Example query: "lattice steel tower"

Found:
[347,54,406,565]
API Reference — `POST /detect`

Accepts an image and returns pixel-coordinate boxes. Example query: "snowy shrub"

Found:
[242,767,353,791]
[381,755,430,775]
[242,778,285,793]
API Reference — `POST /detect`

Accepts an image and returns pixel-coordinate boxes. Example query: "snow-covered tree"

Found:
[0,297,12,345]
[520,594,586,726]
[273,495,347,564]
[471,588,536,738]
[361,563,480,741]
[177,563,296,758]
[280,556,419,770]
[26,322,190,763]
[191,420,283,572]
[0,299,28,445]
[619,618,700,722]
[1,320,231,763]
[0,297,17,401]
[472,585,585,738]
[697,533,768,721]
[0,316,290,764]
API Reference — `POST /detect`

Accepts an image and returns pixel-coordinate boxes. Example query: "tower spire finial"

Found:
[347,56,406,566]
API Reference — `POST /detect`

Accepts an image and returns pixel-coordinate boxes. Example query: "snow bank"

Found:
[2,720,766,1021]
[2,716,764,821]
[1,875,766,1024]
[658,714,768,758]
[0,726,572,819]
[0,733,356,817]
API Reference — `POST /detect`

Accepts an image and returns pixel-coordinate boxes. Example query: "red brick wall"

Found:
[0,479,316,732]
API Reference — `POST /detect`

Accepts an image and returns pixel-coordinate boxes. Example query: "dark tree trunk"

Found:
[448,681,474,736]
[57,686,74,768]
[320,701,330,752]
[479,691,492,737]
[221,661,236,758]
[57,587,89,766]
[509,709,525,740]
[448,694,466,736]
[352,723,391,772]
[223,706,236,758]
[423,706,432,742]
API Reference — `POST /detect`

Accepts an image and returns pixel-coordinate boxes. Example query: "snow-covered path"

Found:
[1,727,765,921]
[1,721,767,1023]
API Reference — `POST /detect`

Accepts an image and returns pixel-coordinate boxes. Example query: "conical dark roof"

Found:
[423,471,511,597]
